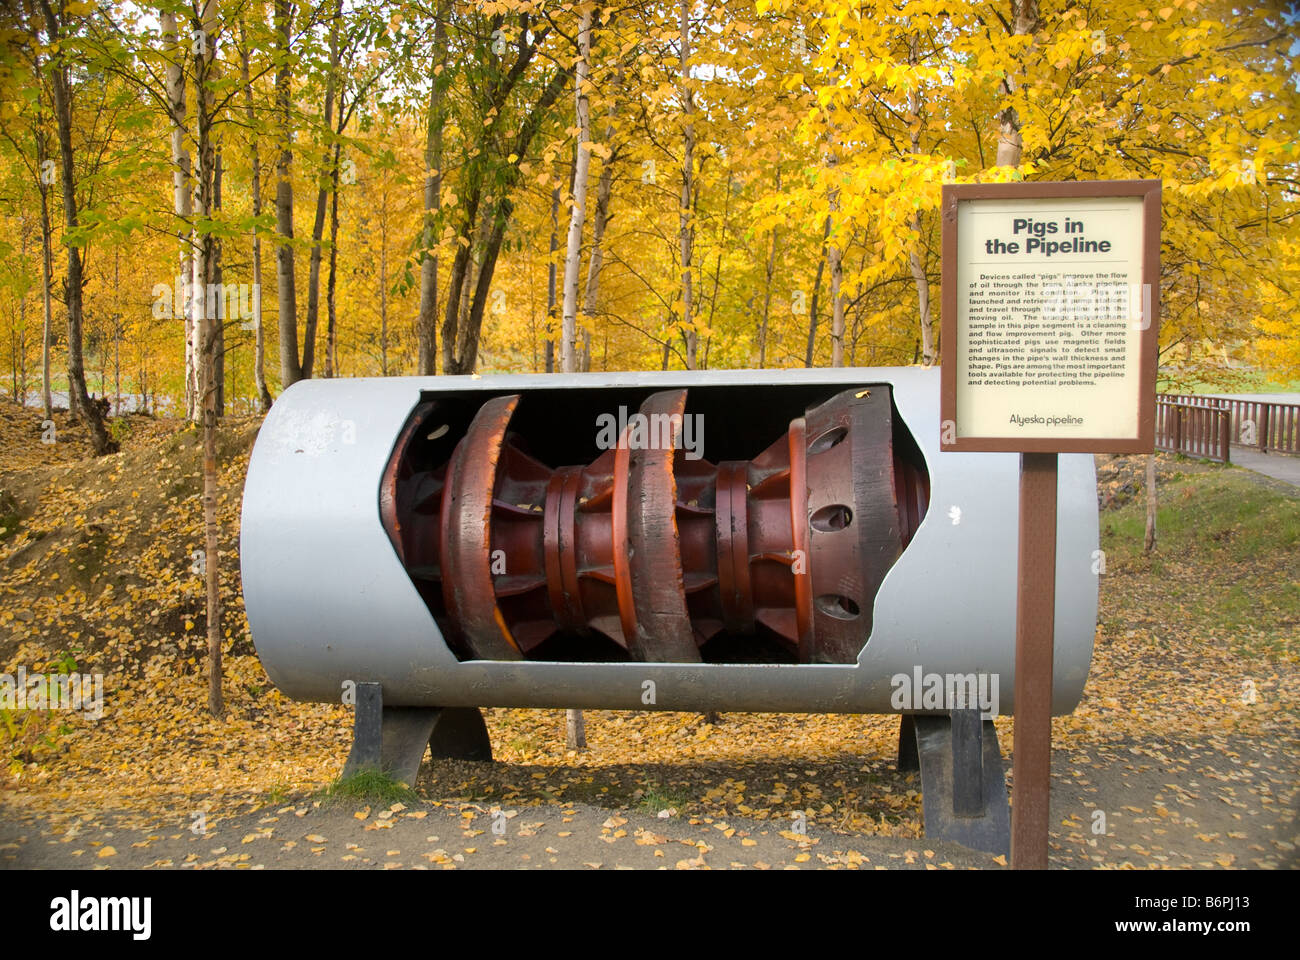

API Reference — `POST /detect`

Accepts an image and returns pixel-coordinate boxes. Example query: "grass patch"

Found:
[316,769,418,807]
[1100,464,1298,658]
[1103,467,1298,564]
[636,781,690,815]
[0,489,21,542]
[108,417,132,446]
[265,783,291,805]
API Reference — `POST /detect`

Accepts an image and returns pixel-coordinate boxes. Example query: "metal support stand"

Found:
[343,682,493,785]
[897,710,1010,857]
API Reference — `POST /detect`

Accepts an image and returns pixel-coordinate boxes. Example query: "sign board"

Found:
[940,180,1160,453]
[938,179,1161,869]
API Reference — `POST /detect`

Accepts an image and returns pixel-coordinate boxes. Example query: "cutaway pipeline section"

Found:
[381,386,929,664]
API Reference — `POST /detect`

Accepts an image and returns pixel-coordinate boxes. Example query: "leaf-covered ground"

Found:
[1,403,1296,869]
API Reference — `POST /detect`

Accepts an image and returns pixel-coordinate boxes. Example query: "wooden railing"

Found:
[1161,394,1300,455]
[1155,396,1231,463]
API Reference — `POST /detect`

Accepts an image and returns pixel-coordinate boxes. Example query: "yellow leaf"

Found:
[98,846,117,858]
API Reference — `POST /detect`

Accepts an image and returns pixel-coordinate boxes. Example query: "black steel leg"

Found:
[905,709,1011,857]
[344,683,493,785]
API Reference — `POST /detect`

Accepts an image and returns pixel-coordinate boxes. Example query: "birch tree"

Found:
[36,0,114,454]
[415,4,449,376]
[677,0,696,369]
[191,0,224,715]
[239,18,272,412]
[302,0,343,380]
[560,6,593,376]
[274,0,302,388]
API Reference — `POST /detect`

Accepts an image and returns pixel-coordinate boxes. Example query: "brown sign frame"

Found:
[939,179,1161,454]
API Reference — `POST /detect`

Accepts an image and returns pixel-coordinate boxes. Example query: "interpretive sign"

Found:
[938,179,1161,870]
[940,180,1160,453]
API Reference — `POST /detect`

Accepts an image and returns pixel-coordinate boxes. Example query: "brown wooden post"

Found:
[1258,402,1269,454]
[1011,452,1058,870]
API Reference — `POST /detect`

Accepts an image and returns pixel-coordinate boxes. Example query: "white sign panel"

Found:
[953,195,1147,442]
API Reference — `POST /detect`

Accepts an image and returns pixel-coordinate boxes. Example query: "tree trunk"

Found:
[700,173,732,374]
[908,211,935,365]
[379,191,389,375]
[581,68,620,345]
[98,323,106,401]
[996,1,1040,168]
[162,11,196,421]
[906,50,936,366]
[452,202,509,374]
[193,0,224,716]
[756,170,779,368]
[416,8,448,376]
[213,148,225,415]
[453,212,490,367]
[113,315,120,416]
[440,191,480,375]
[577,329,592,372]
[678,0,697,369]
[302,0,342,381]
[15,218,29,406]
[324,143,341,378]
[545,159,577,373]
[441,65,571,375]
[112,247,120,414]
[827,182,845,367]
[758,227,777,368]
[274,0,302,388]
[35,121,54,419]
[239,20,272,412]
[560,8,593,375]
[565,708,586,751]
[805,214,831,367]
[41,0,112,454]
[544,183,560,373]
[581,167,612,329]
